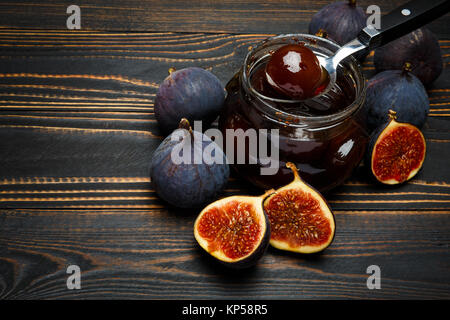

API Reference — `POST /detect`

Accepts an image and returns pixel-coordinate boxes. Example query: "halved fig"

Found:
[263,163,335,254]
[368,110,426,184]
[194,190,274,268]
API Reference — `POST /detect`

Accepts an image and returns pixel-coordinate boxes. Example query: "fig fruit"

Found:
[367,110,426,185]
[151,118,230,208]
[263,163,335,254]
[363,62,429,132]
[374,28,443,86]
[194,190,273,268]
[155,67,226,135]
[308,0,368,60]
[265,43,329,99]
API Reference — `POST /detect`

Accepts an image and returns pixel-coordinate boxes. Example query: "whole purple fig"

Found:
[374,27,443,86]
[363,63,429,132]
[308,0,368,60]
[151,118,229,208]
[155,67,225,135]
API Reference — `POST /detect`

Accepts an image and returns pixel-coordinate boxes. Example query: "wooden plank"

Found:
[0,30,448,115]
[0,31,270,112]
[0,0,448,302]
[0,1,448,38]
[0,123,448,210]
[0,0,449,300]
[0,208,448,299]
[0,30,448,210]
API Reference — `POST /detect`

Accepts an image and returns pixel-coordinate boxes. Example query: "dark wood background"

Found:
[0,1,449,299]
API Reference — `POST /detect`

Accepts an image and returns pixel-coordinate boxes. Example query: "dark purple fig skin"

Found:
[155,67,225,135]
[364,116,426,184]
[308,1,368,60]
[363,70,429,132]
[150,126,229,208]
[374,28,443,86]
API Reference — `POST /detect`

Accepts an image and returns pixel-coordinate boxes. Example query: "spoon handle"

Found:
[358,0,450,50]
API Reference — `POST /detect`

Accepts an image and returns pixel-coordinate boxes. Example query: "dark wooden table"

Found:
[0,1,449,299]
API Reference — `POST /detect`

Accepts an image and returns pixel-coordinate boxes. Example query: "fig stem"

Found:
[168,67,176,75]
[261,189,276,199]
[388,109,398,121]
[315,29,328,39]
[349,0,357,7]
[402,62,413,73]
[178,118,194,137]
[286,162,302,182]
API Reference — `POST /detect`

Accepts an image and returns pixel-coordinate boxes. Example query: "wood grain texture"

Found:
[0,30,449,210]
[0,1,448,37]
[0,0,449,300]
[0,209,449,299]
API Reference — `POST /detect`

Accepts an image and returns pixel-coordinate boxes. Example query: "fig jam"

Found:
[251,62,354,116]
[265,44,327,99]
[218,34,369,192]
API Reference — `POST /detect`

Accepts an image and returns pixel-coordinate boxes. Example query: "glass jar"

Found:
[218,34,369,192]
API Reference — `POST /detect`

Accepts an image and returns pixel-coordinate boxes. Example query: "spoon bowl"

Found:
[316,38,367,98]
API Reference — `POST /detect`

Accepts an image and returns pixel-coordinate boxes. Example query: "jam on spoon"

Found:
[265,43,329,100]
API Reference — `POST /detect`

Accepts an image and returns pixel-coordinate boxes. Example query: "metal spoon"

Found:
[318,0,450,98]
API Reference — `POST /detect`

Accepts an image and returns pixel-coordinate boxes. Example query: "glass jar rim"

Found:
[241,33,366,126]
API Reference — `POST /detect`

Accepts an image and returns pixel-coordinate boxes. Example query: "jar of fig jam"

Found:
[219,34,369,192]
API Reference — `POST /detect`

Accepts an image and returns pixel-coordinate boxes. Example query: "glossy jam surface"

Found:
[265,44,329,99]
[219,57,368,191]
[197,200,262,259]
[264,189,332,247]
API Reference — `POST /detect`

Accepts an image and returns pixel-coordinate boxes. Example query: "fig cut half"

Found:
[263,163,335,254]
[369,110,426,184]
[194,190,274,268]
